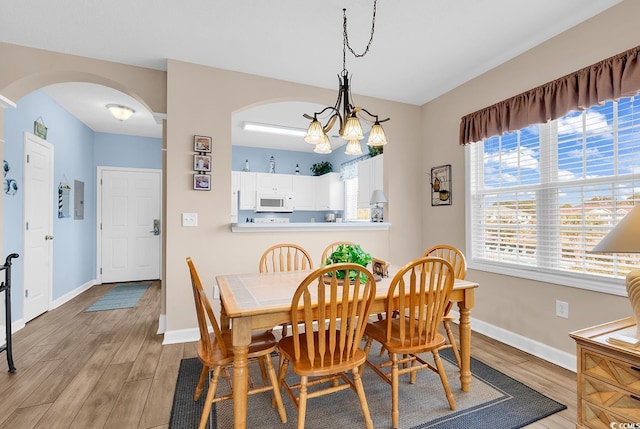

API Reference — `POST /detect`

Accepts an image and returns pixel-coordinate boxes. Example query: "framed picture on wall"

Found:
[194,135,212,153]
[193,173,211,191]
[193,154,211,172]
[431,164,451,206]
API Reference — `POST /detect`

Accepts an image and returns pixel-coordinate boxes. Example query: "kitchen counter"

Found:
[231,221,391,232]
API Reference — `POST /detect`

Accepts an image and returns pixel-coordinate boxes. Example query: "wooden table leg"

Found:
[458,300,472,392]
[220,296,230,334]
[232,317,251,429]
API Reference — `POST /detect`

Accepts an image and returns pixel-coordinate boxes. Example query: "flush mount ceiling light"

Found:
[242,121,307,137]
[303,0,389,155]
[106,104,135,121]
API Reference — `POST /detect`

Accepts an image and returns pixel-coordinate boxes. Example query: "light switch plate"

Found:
[182,213,198,227]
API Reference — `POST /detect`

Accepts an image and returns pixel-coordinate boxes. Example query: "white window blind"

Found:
[467,96,640,294]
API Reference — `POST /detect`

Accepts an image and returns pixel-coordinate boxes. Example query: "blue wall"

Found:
[3,89,161,324]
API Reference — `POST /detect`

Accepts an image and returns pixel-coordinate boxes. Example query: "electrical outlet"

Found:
[556,300,569,319]
[182,213,198,227]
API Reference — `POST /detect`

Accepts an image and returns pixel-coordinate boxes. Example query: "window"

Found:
[467,96,640,295]
[342,161,372,222]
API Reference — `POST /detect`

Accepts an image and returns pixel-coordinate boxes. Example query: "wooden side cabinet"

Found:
[570,318,640,428]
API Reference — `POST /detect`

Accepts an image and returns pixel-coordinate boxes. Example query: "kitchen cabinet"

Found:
[231,171,240,222]
[239,172,256,210]
[315,172,344,210]
[255,173,293,195]
[357,155,383,207]
[292,175,315,210]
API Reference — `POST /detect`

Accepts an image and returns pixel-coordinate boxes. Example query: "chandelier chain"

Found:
[342,0,378,73]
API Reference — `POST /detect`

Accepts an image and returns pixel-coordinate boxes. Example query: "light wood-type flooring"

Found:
[0,281,576,428]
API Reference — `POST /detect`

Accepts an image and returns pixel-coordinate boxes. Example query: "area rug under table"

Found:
[85,282,151,312]
[169,345,566,429]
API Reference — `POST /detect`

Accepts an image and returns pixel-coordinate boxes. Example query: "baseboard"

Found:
[162,327,200,345]
[157,313,166,334]
[51,280,96,309]
[451,311,577,372]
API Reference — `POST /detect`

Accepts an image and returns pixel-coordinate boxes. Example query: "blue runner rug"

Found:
[85,282,151,312]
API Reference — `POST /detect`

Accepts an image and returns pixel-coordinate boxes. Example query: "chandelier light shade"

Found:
[367,121,388,146]
[314,134,333,154]
[302,1,389,155]
[591,205,640,343]
[304,119,326,145]
[344,139,363,155]
[106,104,135,121]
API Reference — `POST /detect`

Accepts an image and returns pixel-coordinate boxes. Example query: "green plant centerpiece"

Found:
[326,244,372,281]
[310,161,333,176]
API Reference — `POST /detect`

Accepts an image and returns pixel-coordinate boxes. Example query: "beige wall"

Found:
[421,0,640,356]
[164,60,423,332]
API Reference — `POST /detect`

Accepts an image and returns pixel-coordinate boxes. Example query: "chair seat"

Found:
[198,330,278,367]
[365,319,446,355]
[279,332,367,376]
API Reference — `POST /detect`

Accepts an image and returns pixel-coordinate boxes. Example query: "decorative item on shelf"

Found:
[106,104,135,121]
[310,161,332,176]
[369,145,384,157]
[372,257,389,278]
[295,164,300,175]
[34,116,47,140]
[370,189,387,222]
[3,160,8,177]
[591,205,640,344]
[302,0,389,155]
[193,135,212,153]
[325,244,374,282]
[3,178,17,196]
[193,173,211,191]
[269,156,276,173]
[242,159,250,172]
[431,164,452,206]
[58,177,71,218]
[193,154,211,172]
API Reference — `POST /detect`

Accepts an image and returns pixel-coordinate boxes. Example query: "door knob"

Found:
[45,235,54,240]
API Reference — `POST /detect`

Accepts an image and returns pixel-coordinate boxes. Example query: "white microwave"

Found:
[255,194,294,212]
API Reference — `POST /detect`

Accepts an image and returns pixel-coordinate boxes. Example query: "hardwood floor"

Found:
[0,281,577,428]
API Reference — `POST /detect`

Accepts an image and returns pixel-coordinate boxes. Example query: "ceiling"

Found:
[1,0,623,151]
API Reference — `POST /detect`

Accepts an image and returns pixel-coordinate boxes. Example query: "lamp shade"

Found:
[344,139,363,155]
[367,122,387,146]
[342,115,364,140]
[106,104,135,121]
[591,205,640,253]
[305,119,326,145]
[314,134,333,154]
[370,189,387,204]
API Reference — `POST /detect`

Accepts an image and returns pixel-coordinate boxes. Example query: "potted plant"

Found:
[310,161,333,176]
[325,244,372,280]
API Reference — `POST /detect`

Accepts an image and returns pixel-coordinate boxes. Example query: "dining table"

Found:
[216,266,479,429]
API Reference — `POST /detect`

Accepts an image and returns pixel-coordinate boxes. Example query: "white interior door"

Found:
[23,132,53,322]
[100,168,161,283]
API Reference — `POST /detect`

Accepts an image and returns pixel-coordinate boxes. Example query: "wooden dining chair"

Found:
[320,241,355,265]
[423,244,467,367]
[260,243,314,337]
[260,243,314,273]
[363,256,456,429]
[186,257,287,429]
[277,263,377,429]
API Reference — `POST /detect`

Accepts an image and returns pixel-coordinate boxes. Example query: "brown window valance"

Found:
[459,45,640,145]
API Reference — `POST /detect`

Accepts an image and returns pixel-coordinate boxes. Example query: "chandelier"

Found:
[303,0,389,155]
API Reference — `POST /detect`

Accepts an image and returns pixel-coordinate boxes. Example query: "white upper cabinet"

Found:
[316,172,344,211]
[357,155,383,207]
[255,173,294,195]
[239,172,257,210]
[292,175,315,210]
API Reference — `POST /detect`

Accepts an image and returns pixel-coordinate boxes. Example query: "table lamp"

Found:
[591,205,640,344]
[370,189,387,222]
